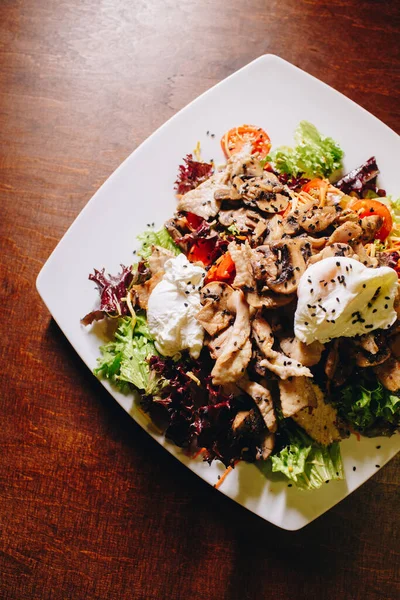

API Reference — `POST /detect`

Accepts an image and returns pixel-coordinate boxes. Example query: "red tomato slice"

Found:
[185,212,204,230]
[221,125,271,160]
[187,239,216,266]
[350,199,393,242]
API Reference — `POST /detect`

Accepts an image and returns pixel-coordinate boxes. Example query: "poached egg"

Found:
[147,253,206,358]
[294,257,398,344]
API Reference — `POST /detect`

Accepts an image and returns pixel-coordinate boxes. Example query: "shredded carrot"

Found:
[193,447,207,459]
[214,460,240,489]
[348,426,361,442]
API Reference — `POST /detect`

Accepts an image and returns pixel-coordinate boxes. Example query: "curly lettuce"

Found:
[271,427,344,490]
[336,373,400,434]
[94,314,158,394]
[268,121,344,179]
[137,227,181,259]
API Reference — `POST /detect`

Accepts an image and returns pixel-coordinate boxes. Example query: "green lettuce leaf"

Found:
[94,314,158,394]
[227,223,241,236]
[137,227,181,259]
[337,373,400,433]
[271,427,344,490]
[268,121,344,178]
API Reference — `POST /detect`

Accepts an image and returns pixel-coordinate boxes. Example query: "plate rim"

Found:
[36,53,400,531]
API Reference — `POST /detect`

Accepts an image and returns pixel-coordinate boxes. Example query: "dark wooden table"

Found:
[1,1,399,598]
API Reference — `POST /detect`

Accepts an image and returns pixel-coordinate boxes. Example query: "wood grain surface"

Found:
[1,1,399,599]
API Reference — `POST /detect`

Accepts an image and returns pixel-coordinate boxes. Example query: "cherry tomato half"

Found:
[221,125,271,160]
[350,199,393,242]
[302,178,328,196]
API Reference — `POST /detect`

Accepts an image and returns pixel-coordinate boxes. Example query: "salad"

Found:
[82,121,400,491]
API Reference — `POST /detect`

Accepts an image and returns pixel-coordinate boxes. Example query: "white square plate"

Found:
[37,55,400,530]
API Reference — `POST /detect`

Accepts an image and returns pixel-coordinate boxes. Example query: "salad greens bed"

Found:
[85,121,400,491]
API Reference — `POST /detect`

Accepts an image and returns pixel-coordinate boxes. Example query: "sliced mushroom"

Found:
[265,239,307,295]
[164,216,189,251]
[282,214,301,236]
[299,205,338,233]
[238,174,291,214]
[218,207,263,233]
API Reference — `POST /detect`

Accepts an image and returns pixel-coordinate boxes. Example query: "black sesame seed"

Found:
[336,261,340,267]
[375,465,380,468]
[353,466,356,471]
[376,445,381,449]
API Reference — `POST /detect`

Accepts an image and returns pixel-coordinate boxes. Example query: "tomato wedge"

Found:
[205,252,236,284]
[350,199,393,242]
[221,125,271,160]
